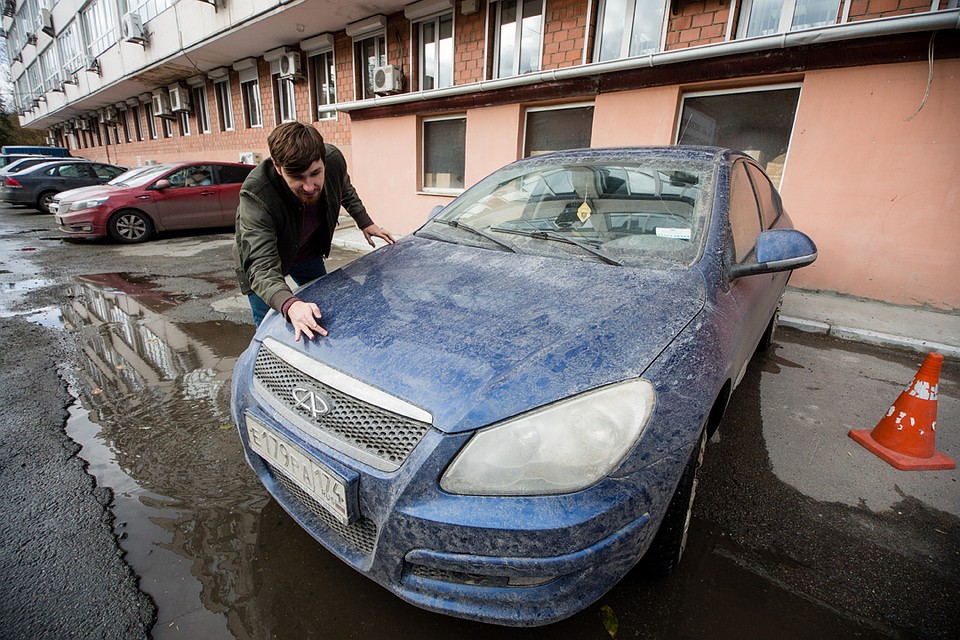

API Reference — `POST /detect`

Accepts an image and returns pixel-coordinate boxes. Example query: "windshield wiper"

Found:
[430,219,519,253]
[491,226,623,266]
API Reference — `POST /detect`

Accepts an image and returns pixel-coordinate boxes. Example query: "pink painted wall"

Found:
[591,87,682,146]
[783,60,960,310]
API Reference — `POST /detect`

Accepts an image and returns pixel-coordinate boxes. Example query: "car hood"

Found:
[56,184,118,202]
[260,237,706,433]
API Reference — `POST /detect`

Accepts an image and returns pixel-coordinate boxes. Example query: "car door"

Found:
[151,165,221,231]
[723,159,785,384]
[50,162,99,191]
[211,164,254,225]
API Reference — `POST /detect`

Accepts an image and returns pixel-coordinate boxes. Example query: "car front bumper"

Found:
[231,339,683,626]
[55,208,108,237]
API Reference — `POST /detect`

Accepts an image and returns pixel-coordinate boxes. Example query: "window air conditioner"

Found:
[104,105,118,122]
[121,12,147,44]
[279,52,302,80]
[98,110,108,124]
[169,85,191,112]
[40,9,54,37]
[239,152,263,165]
[373,65,401,95]
[152,91,173,118]
[77,118,90,130]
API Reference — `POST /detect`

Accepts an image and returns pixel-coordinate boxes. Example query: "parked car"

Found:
[0,154,41,168]
[52,161,255,242]
[229,147,818,626]
[0,160,125,213]
[0,155,89,176]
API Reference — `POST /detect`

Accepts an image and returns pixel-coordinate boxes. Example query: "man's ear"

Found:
[271,160,281,175]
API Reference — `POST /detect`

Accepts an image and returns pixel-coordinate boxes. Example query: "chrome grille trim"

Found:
[253,339,432,471]
[270,463,377,555]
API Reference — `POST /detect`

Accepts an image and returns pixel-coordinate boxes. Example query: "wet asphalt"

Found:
[0,203,957,639]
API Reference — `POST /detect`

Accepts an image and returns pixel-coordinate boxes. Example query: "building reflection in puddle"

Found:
[61,273,269,639]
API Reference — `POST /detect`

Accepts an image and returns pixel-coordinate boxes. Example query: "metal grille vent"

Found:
[271,464,377,555]
[253,346,430,468]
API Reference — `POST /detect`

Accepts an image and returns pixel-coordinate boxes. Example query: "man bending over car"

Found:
[235,122,394,340]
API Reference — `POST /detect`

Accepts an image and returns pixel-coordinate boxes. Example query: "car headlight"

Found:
[69,197,109,211]
[440,379,656,496]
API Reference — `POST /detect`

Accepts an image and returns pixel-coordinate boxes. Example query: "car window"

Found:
[422,156,712,268]
[92,164,124,180]
[745,163,782,230]
[50,164,94,178]
[728,161,762,264]
[167,165,214,188]
[216,164,254,184]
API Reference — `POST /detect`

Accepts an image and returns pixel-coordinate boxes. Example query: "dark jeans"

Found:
[248,256,327,326]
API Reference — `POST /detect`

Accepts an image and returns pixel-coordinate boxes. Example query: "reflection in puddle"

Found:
[61,273,269,639]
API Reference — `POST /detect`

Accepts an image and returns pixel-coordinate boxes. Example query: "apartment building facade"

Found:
[4,0,959,310]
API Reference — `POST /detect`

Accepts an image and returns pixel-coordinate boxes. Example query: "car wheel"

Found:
[37,191,58,214]
[758,298,783,351]
[108,210,154,243]
[639,427,707,578]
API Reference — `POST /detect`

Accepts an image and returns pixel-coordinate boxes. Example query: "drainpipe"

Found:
[324,9,960,115]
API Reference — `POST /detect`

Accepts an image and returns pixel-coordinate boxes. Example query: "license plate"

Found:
[245,413,351,525]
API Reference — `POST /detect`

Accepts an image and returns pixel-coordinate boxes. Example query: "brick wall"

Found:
[542,0,589,70]
[848,0,937,21]
[666,0,731,50]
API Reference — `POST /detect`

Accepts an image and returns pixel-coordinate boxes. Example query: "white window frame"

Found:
[57,19,85,74]
[414,10,455,90]
[39,45,60,91]
[214,78,234,132]
[493,0,545,79]
[178,110,191,136]
[238,68,263,129]
[522,102,595,157]
[593,0,669,62]
[82,0,117,59]
[421,114,467,195]
[193,85,211,133]
[355,32,387,100]
[309,48,337,121]
[126,0,175,24]
[273,73,296,124]
[144,101,157,139]
[737,0,841,39]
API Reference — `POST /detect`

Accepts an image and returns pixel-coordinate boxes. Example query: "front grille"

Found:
[270,462,377,555]
[254,346,430,469]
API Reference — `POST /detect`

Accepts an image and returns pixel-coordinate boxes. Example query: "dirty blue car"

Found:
[230,147,817,626]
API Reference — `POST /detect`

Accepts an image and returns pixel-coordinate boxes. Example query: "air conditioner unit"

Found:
[279,52,302,80]
[152,91,173,118]
[40,8,54,36]
[85,57,101,74]
[121,12,147,44]
[77,118,90,131]
[169,85,191,112]
[239,152,262,165]
[373,65,401,95]
[98,109,108,124]
[104,105,118,122]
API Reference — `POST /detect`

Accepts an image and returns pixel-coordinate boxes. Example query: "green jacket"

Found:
[234,144,373,312]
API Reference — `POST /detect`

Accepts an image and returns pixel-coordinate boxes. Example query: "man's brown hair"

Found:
[268,122,327,176]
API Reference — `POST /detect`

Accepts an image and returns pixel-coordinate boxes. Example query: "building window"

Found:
[145,102,157,139]
[39,46,60,92]
[178,111,191,136]
[422,116,466,193]
[494,0,544,78]
[131,105,143,141]
[310,50,337,120]
[417,12,454,90]
[81,0,117,59]
[120,110,131,143]
[161,116,173,138]
[214,79,234,131]
[192,86,210,133]
[355,33,387,100]
[524,104,594,157]
[738,0,841,39]
[676,85,801,187]
[594,0,666,62]
[127,0,175,24]
[273,74,296,123]
[240,72,262,128]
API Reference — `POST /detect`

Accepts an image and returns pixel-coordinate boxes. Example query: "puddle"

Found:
[60,272,267,639]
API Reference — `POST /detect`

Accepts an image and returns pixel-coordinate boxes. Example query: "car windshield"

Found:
[419,155,713,268]
[108,164,173,187]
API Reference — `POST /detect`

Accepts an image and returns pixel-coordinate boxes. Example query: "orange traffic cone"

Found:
[849,352,954,470]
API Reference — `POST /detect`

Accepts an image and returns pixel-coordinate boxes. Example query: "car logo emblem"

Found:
[291,387,331,420]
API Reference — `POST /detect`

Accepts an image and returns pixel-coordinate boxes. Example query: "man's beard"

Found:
[296,190,321,204]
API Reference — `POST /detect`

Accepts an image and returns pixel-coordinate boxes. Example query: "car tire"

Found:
[758,299,783,352]
[108,210,154,243]
[639,427,707,578]
[37,191,58,214]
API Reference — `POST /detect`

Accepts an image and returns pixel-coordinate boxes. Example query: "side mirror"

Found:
[427,204,445,220]
[153,179,171,190]
[728,228,818,279]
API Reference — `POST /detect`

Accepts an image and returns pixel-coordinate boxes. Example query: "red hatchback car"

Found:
[52,161,254,243]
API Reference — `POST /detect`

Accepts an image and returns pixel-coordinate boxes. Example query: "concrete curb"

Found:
[780,317,960,359]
